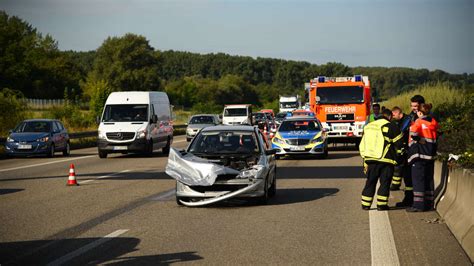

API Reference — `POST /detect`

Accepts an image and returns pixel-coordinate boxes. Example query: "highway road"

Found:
[0,135,470,265]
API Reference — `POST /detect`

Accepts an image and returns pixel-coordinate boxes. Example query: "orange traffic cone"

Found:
[67,163,79,186]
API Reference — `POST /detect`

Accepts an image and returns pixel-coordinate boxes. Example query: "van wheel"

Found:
[162,138,171,155]
[63,142,70,156]
[146,140,153,156]
[48,144,55,158]
[98,150,108,158]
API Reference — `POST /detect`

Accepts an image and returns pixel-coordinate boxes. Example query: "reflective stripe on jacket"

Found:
[408,116,439,163]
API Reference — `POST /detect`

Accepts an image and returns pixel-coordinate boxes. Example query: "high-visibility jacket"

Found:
[367,113,383,124]
[393,114,411,151]
[360,118,403,165]
[408,116,439,163]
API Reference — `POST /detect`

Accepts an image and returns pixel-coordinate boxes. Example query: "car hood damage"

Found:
[165,148,266,206]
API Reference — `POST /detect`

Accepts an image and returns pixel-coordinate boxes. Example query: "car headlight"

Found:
[273,137,285,145]
[137,129,147,139]
[237,165,265,179]
[7,137,14,142]
[98,130,106,139]
[311,137,323,144]
[186,128,194,134]
[37,136,49,142]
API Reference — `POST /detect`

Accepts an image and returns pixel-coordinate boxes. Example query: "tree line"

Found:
[1,10,474,117]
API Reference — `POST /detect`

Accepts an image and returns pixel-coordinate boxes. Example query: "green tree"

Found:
[0,88,27,135]
[89,33,161,92]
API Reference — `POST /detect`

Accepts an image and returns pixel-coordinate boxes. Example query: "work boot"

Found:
[377,205,390,211]
[395,191,414,208]
[362,205,371,211]
[390,184,400,191]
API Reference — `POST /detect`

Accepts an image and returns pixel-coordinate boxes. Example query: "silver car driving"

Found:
[186,114,220,142]
[166,125,277,207]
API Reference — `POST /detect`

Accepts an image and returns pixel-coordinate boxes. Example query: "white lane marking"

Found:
[151,189,175,201]
[0,155,96,173]
[370,207,400,265]
[80,169,131,184]
[47,229,129,266]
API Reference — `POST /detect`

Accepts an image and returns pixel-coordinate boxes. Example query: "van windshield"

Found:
[224,108,247,117]
[102,104,149,122]
[316,86,364,104]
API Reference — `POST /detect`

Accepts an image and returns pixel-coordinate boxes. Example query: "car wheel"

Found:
[323,147,328,158]
[48,144,55,158]
[98,150,108,158]
[162,137,171,155]
[269,168,277,197]
[63,142,70,156]
[257,177,269,204]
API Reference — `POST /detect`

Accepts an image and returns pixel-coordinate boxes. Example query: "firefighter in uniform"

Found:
[407,103,439,212]
[390,107,414,207]
[359,109,403,211]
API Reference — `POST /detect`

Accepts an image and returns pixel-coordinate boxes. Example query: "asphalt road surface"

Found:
[0,135,470,265]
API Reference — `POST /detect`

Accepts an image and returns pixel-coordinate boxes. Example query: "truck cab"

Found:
[308,75,371,144]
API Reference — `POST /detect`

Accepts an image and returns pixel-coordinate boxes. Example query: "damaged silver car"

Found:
[166,125,277,207]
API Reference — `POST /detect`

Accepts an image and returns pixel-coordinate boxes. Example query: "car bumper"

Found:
[97,138,148,153]
[4,141,51,156]
[271,142,326,155]
[176,178,265,203]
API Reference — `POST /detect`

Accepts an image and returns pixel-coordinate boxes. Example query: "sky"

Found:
[1,0,473,74]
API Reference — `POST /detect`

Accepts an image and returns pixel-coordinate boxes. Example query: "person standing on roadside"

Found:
[366,103,382,124]
[409,95,425,123]
[360,109,403,211]
[407,103,439,212]
[390,107,414,207]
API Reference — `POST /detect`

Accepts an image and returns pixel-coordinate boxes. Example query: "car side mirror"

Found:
[219,114,223,119]
[265,149,278,155]
[316,96,321,103]
[152,114,158,124]
[96,116,101,125]
[323,128,329,132]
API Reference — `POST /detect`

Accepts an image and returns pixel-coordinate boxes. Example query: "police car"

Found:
[271,117,328,158]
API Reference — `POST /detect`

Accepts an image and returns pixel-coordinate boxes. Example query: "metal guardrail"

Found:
[0,125,187,145]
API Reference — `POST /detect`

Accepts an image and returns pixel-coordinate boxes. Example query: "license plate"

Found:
[113,146,127,150]
[290,146,305,151]
[333,126,348,131]
[18,144,32,149]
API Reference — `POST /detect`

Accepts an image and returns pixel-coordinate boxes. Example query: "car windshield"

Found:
[190,116,214,124]
[253,113,266,120]
[102,104,149,122]
[189,131,260,154]
[14,121,51,133]
[317,86,364,104]
[276,113,287,119]
[279,120,320,132]
[224,108,247,117]
[280,102,298,108]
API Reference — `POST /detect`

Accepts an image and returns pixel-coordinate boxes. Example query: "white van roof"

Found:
[224,104,251,108]
[105,91,169,105]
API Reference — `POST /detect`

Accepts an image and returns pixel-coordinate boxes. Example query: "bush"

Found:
[47,104,93,130]
[0,88,27,135]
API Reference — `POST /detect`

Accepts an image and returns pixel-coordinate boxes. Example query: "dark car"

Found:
[5,119,70,157]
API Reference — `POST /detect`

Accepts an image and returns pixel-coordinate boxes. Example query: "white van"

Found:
[222,104,253,125]
[97,91,173,158]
